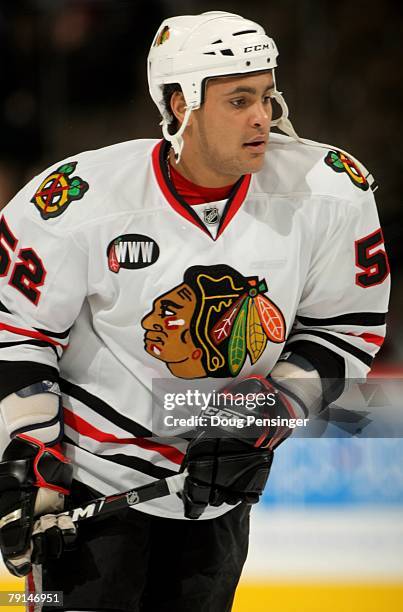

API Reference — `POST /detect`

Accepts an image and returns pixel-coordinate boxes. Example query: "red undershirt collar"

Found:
[168,160,236,205]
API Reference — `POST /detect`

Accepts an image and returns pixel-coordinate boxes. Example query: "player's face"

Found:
[141,284,206,378]
[184,71,274,183]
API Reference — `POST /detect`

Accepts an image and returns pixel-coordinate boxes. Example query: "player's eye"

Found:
[230,98,246,108]
[263,95,273,105]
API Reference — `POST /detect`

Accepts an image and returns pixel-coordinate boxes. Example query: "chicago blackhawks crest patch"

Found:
[141,264,286,379]
[324,150,369,191]
[31,162,89,220]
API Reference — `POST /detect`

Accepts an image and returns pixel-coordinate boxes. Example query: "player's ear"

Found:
[170,91,193,127]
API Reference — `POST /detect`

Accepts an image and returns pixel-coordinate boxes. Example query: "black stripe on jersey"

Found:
[65,436,177,480]
[218,177,248,235]
[0,339,59,358]
[60,379,152,437]
[0,300,11,314]
[34,326,71,339]
[291,330,373,367]
[297,312,387,327]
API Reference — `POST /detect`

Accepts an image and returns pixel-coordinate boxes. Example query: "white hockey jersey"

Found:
[0,134,390,519]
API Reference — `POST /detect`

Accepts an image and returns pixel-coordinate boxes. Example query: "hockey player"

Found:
[0,11,389,612]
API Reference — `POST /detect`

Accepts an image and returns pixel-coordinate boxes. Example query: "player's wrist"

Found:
[270,352,323,416]
[2,434,72,495]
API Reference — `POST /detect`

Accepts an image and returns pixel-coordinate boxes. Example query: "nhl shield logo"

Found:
[126,491,140,505]
[203,206,220,225]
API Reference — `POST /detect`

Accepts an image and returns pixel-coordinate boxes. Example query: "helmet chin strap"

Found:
[271,91,300,141]
[161,105,194,162]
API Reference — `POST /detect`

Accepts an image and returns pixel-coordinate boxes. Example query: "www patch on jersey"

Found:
[107,234,160,272]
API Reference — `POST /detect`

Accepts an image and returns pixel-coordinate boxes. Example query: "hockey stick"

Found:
[60,472,187,524]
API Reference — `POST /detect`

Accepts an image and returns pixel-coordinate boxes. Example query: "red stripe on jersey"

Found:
[217,173,251,238]
[64,407,184,465]
[0,322,67,348]
[349,332,385,347]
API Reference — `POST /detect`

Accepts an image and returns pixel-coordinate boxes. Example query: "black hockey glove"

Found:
[180,376,307,519]
[0,434,76,577]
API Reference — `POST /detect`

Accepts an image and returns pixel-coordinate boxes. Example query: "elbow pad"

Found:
[0,381,62,445]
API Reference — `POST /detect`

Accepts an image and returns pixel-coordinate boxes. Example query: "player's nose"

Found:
[250,101,271,129]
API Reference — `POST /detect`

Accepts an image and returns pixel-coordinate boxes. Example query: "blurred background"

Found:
[0,0,402,610]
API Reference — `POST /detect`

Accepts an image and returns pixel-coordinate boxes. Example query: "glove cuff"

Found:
[1,434,72,495]
[0,435,72,574]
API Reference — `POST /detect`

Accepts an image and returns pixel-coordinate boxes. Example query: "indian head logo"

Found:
[324,150,369,191]
[31,162,89,220]
[141,264,286,379]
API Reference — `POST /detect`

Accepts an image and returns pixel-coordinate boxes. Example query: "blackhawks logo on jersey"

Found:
[31,162,89,220]
[324,150,369,191]
[141,264,286,379]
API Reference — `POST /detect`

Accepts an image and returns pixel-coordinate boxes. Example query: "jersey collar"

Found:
[152,140,251,241]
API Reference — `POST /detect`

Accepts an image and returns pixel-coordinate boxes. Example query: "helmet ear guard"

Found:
[148,11,299,161]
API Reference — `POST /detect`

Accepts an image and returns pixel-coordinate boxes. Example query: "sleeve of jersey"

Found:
[0,173,88,399]
[285,188,390,396]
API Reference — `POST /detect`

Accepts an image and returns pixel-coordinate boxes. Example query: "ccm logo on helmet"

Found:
[244,44,271,53]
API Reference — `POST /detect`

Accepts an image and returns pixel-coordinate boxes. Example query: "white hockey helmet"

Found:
[147,11,298,159]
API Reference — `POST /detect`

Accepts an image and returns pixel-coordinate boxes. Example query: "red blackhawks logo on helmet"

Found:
[141,264,286,379]
[154,25,170,47]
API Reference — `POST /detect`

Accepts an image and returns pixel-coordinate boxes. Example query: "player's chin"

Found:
[240,151,266,173]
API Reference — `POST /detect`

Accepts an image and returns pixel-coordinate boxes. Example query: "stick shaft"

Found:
[61,472,186,524]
